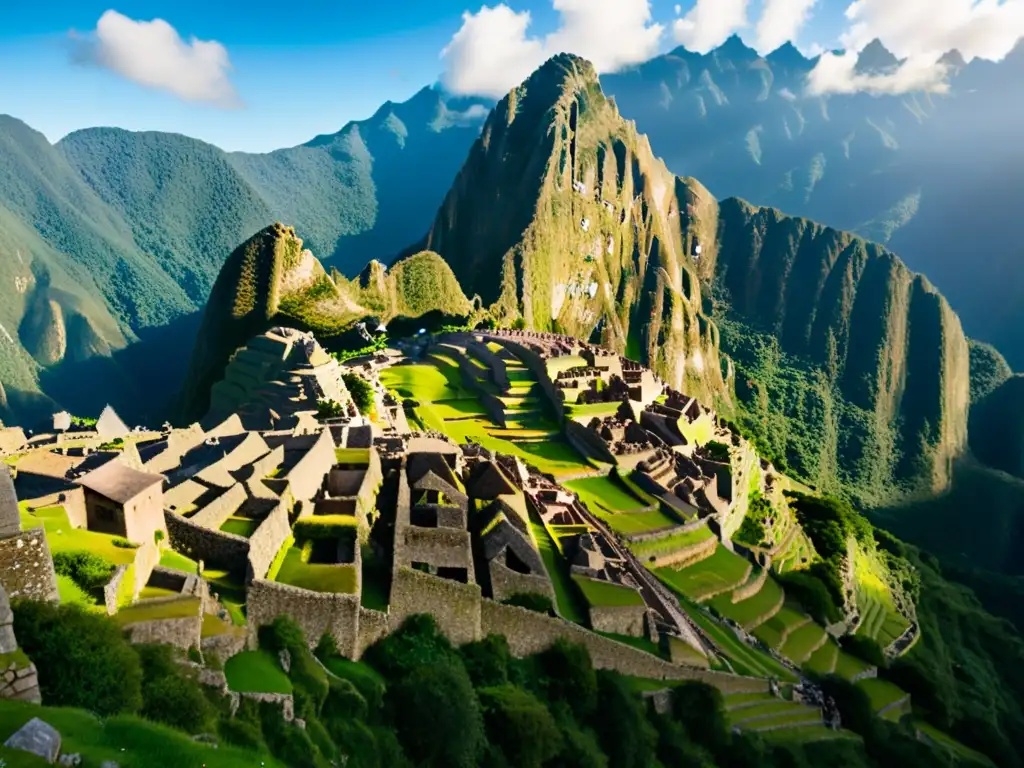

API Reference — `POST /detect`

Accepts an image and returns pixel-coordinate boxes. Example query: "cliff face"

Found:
[970,375,1024,479]
[709,200,970,496]
[417,54,727,404]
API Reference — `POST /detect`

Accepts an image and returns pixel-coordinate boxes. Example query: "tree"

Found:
[12,600,143,716]
[342,373,377,420]
[387,658,485,768]
[478,684,562,768]
[136,644,215,734]
[671,682,728,755]
[592,671,658,768]
[537,639,598,720]
[460,634,511,688]
[364,614,455,680]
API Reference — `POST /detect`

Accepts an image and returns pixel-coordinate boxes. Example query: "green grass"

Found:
[334,448,370,465]
[724,691,777,708]
[654,545,752,602]
[738,710,823,730]
[529,517,587,625]
[224,650,293,694]
[567,474,681,535]
[324,656,386,689]
[676,598,798,682]
[0,648,31,671]
[200,612,241,639]
[274,545,358,594]
[220,516,260,537]
[157,548,199,574]
[0,700,285,768]
[21,506,137,566]
[833,650,875,681]
[728,700,813,724]
[804,639,840,676]
[778,620,827,663]
[138,585,181,601]
[113,597,200,625]
[914,720,997,766]
[565,475,648,512]
[383,359,593,479]
[710,573,783,627]
[760,725,862,745]
[572,575,645,607]
[566,401,623,418]
[856,678,907,712]
[594,631,664,658]
[630,525,716,561]
[57,573,100,608]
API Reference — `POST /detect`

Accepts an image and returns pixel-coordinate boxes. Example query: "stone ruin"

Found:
[0,583,42,703]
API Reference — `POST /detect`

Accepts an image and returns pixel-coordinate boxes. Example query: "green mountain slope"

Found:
[413,54,727,404]
[602,37,1024,368]
[180,223,471,420]
[709,200,970,502]
[407,54,969,502]
[0,87,486,425]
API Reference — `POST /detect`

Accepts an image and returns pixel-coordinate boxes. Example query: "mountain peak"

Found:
[716,34,759,60]
[938,49,967,70]
[855,39,900,74]
[766,41,811,69]
[527,53,600,92]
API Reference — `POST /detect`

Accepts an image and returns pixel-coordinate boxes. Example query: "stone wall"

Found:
[0,584,40,703]
[248,445,285,482]
[479,600,768,693]
[492,338,564,423]
[0,467,21,537]
[0,527,59,602]
[201,629,247,665]
[285,429,335,503]
[390,567,482,646]
[399,527,474,572]
[131,539,161,598]
[648,534,717,569]
[190,483,247,530]
[589,604,647,637]
[565,420,617,464]
[164,510,250,575]
[246,503,292,583]
[731,564,768,603]
[489,559,557,605]
[124,614,202,651]
[355,607,390,659]
[21,487,88,531]
[103,564,130,615]
[465,339,510,389]
[247,579,361,657]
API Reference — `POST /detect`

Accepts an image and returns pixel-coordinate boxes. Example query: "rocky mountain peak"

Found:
[855,39,901,74]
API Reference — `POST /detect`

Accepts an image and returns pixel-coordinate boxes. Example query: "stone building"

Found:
[77,460,166,544]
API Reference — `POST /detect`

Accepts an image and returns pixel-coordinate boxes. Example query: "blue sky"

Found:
[0,1,914,151]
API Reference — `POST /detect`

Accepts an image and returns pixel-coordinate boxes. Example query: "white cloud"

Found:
[441,0,664,98]
[674,4,682,14]
[672,0,749,53]
[808,0,1024,96]
[72,10,239,107]
[755,0,818,53]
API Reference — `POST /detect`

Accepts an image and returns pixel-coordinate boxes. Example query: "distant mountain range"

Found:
[0,35,1021,431]
[601,35,1024,367]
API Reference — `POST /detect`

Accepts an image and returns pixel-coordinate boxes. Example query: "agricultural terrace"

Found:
[379,346,593,480]
[852,540,912,648]
[565,472,679,535]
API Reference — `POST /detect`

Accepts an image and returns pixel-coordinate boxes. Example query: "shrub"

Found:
[671,682,728,754]
[112,537,137,549]
[502,593,554,615]
[779,570,843,625]
[512,317,527,330]
[259,700,320,766]
[460,634,511,688]
[322,676,369,722]
[316,399,347,420]
[552,723,609,768]
[12,600,143,716]
[841,635,887,668]
[703,441,731,463]
[479,684,562,768]
[315,632,339,662]
[135,643,215,733]
[388,657,485,768]
[364,614,455,680]
[536,639,597,720]
[53,550,116,592]
[154,530,165,543]
[342,373,377,419]
[592,670,658,768]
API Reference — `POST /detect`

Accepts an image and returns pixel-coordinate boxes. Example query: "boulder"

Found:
[4,717,61,763]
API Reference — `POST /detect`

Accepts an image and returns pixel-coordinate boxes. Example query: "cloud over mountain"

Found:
[440,0,663,98]
[672,0,750,53]
[755,0,819,53]
[809,0,1024,95]
[71,10,240,107]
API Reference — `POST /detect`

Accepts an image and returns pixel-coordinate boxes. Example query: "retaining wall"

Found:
[565,421,617,464]
[124,615,202,651]
[731,566,768,604]
[0,527,59,602]
[389,567,481,646]
[246,503,291,583]
[247,579,362,657]
[589,604,647,637]
[355,608,390,659]
[489,559,557,605]
[285,430,335,503]
[164,510,249,575]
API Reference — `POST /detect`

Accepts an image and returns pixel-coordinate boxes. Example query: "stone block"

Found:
[4,717,61,763]
[0,623,17,654]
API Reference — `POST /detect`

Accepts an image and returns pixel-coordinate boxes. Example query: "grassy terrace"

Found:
[273,544,357,594]
[220,516,260,538]
[677,597,798,682]
[804,639,840,675]
[654,544,751,602]
[573,574,645,607]
[857,678,907,712]
[709,572,783,627]
[567,473,680,535]
[0,700,286,768]
[334,448,370,465]
[380,359,592,479]
[631,525,715,562]
[20,505,137,568]
[753,606,808,649]
[225,650,293,694]
[778,621,827,663]
[112,597,201,626]
[528,515,587,625]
